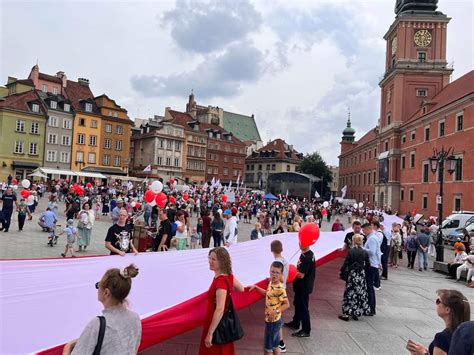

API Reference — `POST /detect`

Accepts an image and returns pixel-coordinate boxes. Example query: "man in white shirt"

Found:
[223,209,238,246]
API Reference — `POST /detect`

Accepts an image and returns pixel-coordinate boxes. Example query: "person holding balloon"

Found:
[284,223,318,338]
[0,186,19,232]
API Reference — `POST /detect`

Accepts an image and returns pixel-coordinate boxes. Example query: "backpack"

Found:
[170,221,178,237]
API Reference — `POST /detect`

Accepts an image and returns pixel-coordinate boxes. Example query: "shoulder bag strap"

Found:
[93,316,106,355]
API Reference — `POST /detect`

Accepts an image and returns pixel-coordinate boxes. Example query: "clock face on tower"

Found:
[414,29,432,47]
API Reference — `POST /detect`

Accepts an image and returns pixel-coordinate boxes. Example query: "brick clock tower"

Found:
[375,0,453,209]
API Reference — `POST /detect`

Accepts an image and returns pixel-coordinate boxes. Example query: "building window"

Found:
[207,167,213,174]
[52,87,58,95]
[286,165,290,172]
[409,189,414,202]
[105,124,112,133]
[103,155,110,165]
[411,131,416,140]
[16,120,25,132]
[91,120,97,128]
[174,158,179,167]
[48,133,57,144]
[116,125,123,134]
[422,195,428,209]
[79,118,85,126]
[115,140,122,151]
[61,135,71,146]
[387,113,391,125]
[258,164,262,170]
[85,103,92,112]
[456,113,463,131]
[30,122,39,134]
[50,101,57,109]
[272,164,276,171]
[410,152,415,168]
[400,189,404,201]
[89,135,97,146]
[223,168,228,175]
[175,141,181,151]
[14,141,24,154]
[88,152,96,164]
[46,150,57,162]
[368,172,371,185]
[454,197,461,211]
[401,155,406,169]
[114,156,121,166]
[48,116,58,127]
[60,152,70,163]
[266,164,270,170]
[424,127,430,141]
[29,143,38,155]
[454,158,463,181]
[63,119,72,129]
[64,103,70,112]
[165,157,171,166]
[104,139,111,149]
[423,163,429,183]
[156,156,162,165]
[76,151,84,162]
[417,51,427,63]
[439,121,445,137]
[402,135,406,144]
[166,140,172,150]
[77,133,85,145]
[42,84,48,92]
[416,89,427,97]
[32,104,39,113]
[384,140,389,151]
[369,150,372,159]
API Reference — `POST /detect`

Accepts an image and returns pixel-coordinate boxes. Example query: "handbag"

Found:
[212,277,244,345]
[93,316,106,355]
[77,220,86,229]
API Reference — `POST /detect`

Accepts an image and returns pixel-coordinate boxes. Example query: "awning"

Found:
[37,168,76,176]
[12,161,40,168]
[75,171,107,179]
[107,175,143,182]
[378,151,389,160]
[28,171,48,178]
[82,166,127,175]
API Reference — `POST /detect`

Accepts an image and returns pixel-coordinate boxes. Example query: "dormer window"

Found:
[227,135,232,141]
[216,133,221,139]
[53,87,58,95]
[32,104,40,113]
[50,101,57,109]
[85,102,92,112]
[64,103,70,112]
[208,131,213,138]
[193,124,199,131]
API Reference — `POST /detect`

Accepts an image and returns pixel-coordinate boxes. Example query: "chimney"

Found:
[78,78,90,86]
[56,71,67,88]
[29,64,40,86]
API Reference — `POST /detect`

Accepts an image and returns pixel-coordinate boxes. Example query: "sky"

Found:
[1,0,473,165]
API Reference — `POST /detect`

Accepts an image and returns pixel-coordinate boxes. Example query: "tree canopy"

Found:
[298,152,333,197]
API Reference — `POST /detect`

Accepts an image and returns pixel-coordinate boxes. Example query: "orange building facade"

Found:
[339,1,474,216]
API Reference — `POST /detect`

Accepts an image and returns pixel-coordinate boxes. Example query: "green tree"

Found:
[298,152,333,197]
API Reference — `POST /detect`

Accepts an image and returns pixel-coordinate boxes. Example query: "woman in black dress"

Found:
[338,234,371,321]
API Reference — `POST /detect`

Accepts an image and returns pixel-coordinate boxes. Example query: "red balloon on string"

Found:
[12,178,18,185]
[287,264,298,283]
[169,196,176,204]
[86,183,92,188]
[298,223,320,248]
[20,189,30,199]
[412,208,417,216]
[155,192,167,205]
[321,209,327,216]
[221,195,228,202]
[135,202,141,209]
[145,190,155,203]
[182,193,189,201]
[170,178,175,185]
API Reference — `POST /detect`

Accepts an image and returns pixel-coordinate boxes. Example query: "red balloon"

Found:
[412,208,417,216]
[169,196,176,204]
[221,195,228,202]
[20,189,30,199]
[321,209,327,216]
[86,182,92,188]
[155,192,167,206]
[145,190,155,203]
[182,193,189,201]
[298,223,320,248]
[135,202,141,209]
[170,178,175,184]
[12,178,18,185]
[287,264,298,283]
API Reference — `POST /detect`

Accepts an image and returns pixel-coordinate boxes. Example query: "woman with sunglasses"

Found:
[406,289,470,355]
[62,264,142,354]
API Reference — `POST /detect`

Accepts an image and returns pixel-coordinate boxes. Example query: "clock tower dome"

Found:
[379,0,453,130]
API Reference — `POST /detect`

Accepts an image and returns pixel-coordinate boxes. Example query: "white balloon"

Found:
[353,203,358,209]
[358,202,364,208]
[21,179,31,188]
[173,180,178,187]
[218,208,223,215]
[12,185,18,190]
[131,201,137,207]
[323,201,329,208]
[150,180,163,193]
[292,204,297,210]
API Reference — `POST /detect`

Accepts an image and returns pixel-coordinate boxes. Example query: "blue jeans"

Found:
[417,250,428,269]
[264,318,282,353]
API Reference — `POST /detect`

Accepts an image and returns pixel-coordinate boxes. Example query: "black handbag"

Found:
[212,277,244,345]
[93,316,106,355]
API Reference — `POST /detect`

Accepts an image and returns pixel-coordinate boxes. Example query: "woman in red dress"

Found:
[199,247,245,355]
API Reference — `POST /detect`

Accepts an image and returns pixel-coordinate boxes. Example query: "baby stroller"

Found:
[47,223,61,247]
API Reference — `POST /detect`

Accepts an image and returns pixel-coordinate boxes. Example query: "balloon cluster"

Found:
[72,183,85,196]
[144,181,167,208]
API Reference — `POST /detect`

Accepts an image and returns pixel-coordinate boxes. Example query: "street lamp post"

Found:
[428,147,458,262]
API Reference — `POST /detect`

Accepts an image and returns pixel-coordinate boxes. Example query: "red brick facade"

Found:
[339,4,474,216]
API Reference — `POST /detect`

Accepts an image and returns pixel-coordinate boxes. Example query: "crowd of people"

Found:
[1,177,473,354]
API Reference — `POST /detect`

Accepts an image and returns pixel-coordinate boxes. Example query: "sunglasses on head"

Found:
[95,282,100,289]
[436,298,445,306]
